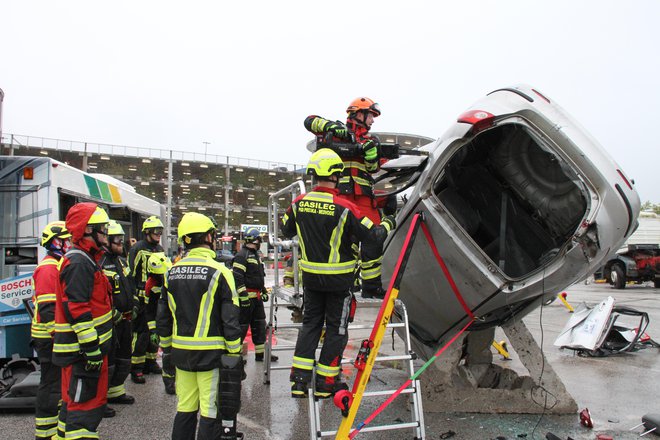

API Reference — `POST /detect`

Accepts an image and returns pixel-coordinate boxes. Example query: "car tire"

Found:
[610,265,626,289]
[654,278,660,289]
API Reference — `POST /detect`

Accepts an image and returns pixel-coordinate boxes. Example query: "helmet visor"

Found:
[369,102,381,116]
[110,235,124,245]
[92,224,109,236]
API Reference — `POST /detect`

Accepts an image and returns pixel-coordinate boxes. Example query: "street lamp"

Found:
[203,141,210,160]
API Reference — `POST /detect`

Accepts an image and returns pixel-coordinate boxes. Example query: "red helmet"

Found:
[346,97,381,117]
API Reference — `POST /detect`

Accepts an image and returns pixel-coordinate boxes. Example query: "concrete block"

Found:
[420,322,578,414]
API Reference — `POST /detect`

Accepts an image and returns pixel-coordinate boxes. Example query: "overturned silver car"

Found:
[379,85,641,360]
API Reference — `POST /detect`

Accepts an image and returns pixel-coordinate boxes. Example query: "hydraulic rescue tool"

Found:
[310,132,429,159]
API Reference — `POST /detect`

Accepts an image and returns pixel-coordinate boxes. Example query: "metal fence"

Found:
[2,133,304,172]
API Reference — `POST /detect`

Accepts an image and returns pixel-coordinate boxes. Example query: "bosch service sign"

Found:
[0,273,34,312]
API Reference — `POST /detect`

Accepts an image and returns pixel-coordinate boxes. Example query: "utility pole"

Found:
[0,88,4,152]
[224,157,230,235]
[82,142,88,172]
[167,149,173,253]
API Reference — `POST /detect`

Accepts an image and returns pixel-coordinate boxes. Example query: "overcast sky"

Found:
[2,1,658,202]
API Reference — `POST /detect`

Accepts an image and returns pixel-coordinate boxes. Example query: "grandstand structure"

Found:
[1,132,434,234]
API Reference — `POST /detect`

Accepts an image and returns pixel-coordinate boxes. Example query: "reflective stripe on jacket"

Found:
[128,239,164,294]
[31,254,61,342]
[281,187,390,292]
[232,246,265,298]
[304,115,380,198]
[100,254,134,313]
[53,247,113,366]
[157,247,242,371]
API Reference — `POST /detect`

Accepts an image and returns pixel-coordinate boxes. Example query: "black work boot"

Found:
[314,376,348,399]
[255,353,278,362]
[361,287,385,299]
[108,393,135,404]
[103,406,116,418]
[290,371,311,398]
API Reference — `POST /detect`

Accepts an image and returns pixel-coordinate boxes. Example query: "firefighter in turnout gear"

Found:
[32,221,71,440]
[304,97,389,299]
[304,97,382,222]
[233,227,277,362]
[145,252,175,394]
[53,203,113,439]
[281,149,395,399]
[100,220,136,405]
[157,212,243,440]
[128,215,164,383]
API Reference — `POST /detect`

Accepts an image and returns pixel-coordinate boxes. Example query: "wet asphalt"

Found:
[1,274,659,440]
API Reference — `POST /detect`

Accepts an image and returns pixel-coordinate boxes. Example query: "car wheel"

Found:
[610,265,626,289]
[654,278,660,289]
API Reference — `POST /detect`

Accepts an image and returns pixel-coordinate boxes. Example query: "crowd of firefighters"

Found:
[28,97,397,439]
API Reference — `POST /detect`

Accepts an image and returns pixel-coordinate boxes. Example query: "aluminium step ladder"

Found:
[308,299,425,440]
[264,179,306,385]
[263,295,425,440]
[264,180,425,438]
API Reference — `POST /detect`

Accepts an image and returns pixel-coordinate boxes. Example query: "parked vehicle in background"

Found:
[599,244,660,289]
[594,211,660,286]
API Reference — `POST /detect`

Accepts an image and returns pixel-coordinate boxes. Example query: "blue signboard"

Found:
[0,313,31,327]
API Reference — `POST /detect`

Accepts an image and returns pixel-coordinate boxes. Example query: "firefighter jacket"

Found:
[100,253,134,314]
[281,186,392,292]
[304,115,380,198]
[232,245,265,299]
[128,239,164,297]
[157,247,242,371]
[53,245,113,367]
[30,253,62,347]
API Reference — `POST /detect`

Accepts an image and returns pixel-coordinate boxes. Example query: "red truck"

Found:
[600,244,660,289]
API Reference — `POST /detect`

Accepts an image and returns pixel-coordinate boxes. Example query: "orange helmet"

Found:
[346,97,381,117]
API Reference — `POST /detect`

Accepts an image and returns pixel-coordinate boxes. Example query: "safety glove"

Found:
[381,215,396,233]
[150,332,160,346]
[83,348,103,371]
[327,122,352,141]
[361,139,379,162]
[260,287,270,302]
[239,294,251,308]
[112,308,123,325]
[383,194,398,216]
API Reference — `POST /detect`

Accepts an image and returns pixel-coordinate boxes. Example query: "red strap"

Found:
[367,213,422,343]
[420,221,474,319]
